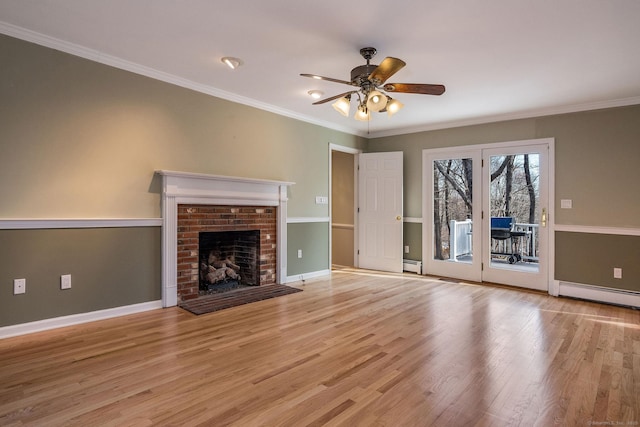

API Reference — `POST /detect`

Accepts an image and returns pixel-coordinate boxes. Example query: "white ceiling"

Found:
[1,0,640,137]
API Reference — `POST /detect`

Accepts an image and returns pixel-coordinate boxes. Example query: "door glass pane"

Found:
[488,154,540,272]
[432,158,473,263]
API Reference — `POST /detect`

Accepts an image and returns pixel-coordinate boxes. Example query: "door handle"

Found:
[396,215,402,221]
[541,208,547,228]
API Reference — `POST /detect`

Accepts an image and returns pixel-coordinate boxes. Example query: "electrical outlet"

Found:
[13,278,26,295]
[613,268,622,279]
[61,274,72,289]
[315,196,328,205]
[405,245,410,253]
[297,249,303,259]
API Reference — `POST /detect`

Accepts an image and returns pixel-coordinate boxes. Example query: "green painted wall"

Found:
[0,34,366,219]
[403,222,422,261]
[0,228,161,327]
[368,105,640,292]
[537,107,640,227]
[287,222,330,276]
[556,232,640,292]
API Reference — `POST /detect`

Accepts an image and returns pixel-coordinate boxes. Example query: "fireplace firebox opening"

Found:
[199,230,260,294]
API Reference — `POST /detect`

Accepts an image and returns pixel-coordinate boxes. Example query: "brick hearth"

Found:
[177,204,277,301]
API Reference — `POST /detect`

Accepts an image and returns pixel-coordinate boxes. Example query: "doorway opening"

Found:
[330,145,359,268]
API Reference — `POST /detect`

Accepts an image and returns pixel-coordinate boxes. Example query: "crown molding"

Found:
[369,96,640,138]
[0,21,367,138]
[2,21,638,140]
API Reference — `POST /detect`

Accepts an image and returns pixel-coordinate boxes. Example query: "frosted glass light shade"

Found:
[332,96,351,116]
[354,105,371,121]
[386,98,404,117]
[366,90,388,112]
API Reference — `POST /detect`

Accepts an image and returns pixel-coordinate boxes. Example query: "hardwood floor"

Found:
[1,268,639,426]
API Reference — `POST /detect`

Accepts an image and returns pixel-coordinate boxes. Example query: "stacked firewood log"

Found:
[200,251,241,285]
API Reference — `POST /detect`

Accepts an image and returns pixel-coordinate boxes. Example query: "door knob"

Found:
[541,208,547,227]
[396,215,402,221]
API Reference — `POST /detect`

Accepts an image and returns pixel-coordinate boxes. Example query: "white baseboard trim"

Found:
[558,281,640,308]
[285,269,331,284]
[0,300,163,339]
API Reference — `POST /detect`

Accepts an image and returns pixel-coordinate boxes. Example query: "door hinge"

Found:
[481,211,484,219]
[481,158,484,167]
[481,262,484,271]
[357,250,360,255]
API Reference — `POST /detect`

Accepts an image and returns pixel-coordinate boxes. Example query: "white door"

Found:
[481,144,550,291]
[358,152,404,273]
[423,149,482,281]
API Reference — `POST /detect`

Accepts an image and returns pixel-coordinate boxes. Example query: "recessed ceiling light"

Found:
[221,57,242,70]
[308,90,324,99]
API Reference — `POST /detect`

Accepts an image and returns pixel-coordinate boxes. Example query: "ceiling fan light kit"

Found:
[366,90,387,112]
[301,47,444,121]
[385,98,404,117]
[354,104,371,121]
[332,95,351,117]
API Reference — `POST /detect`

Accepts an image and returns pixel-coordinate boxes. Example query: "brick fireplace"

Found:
[177,205,276,301]
[157,170,294,307]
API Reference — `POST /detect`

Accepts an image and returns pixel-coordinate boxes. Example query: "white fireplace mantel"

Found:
[156,170,294,307]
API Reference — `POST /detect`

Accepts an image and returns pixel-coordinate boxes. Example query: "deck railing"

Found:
[448,220,539,262]
[449,219,473,261]
[513,222,539,262]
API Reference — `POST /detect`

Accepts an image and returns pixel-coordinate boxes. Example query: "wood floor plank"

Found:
[1,268,639,426]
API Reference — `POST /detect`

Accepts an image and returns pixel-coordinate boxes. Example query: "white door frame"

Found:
[422,138,555,294]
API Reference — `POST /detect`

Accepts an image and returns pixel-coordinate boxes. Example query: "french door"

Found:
[423,150,482,281]
[423,140,551,291]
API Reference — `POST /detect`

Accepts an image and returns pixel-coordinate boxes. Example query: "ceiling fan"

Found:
[301,47,445,121]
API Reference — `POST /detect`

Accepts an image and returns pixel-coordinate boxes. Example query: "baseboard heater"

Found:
[403,259,422,274]
[558,281,640,309]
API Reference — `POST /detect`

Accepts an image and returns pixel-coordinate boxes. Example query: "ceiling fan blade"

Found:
[312,91,358,105]
[368,57,406,85]
[383,83,446,95]
[300,73,357,86]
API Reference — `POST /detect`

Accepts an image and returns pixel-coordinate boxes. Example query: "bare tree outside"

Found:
[489,154,539,224]
[432,158,473,260]
[432,154,540,263]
